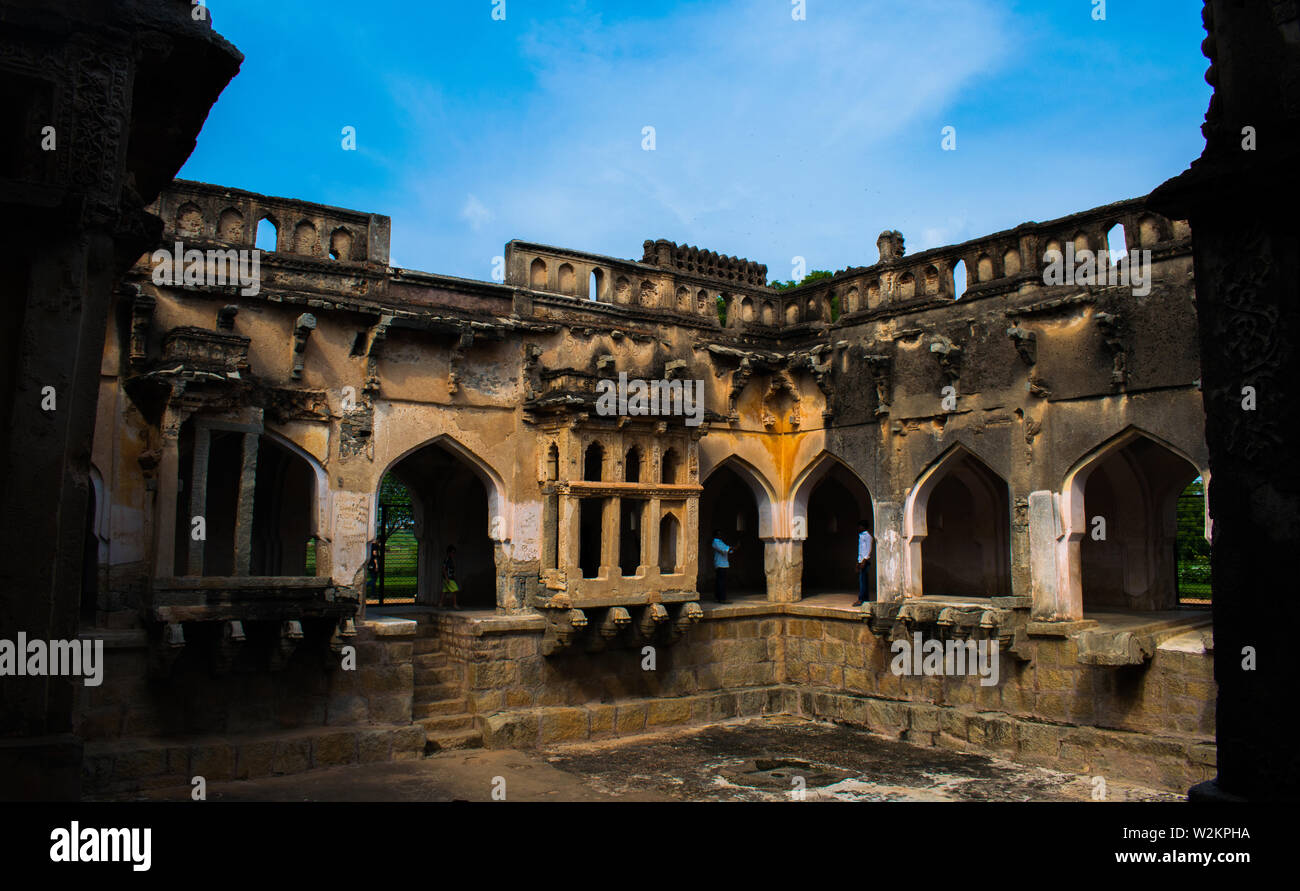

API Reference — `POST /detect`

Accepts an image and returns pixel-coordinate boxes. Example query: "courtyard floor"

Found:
[118,716,1181,802]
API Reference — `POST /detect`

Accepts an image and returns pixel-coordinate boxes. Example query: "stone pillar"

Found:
[873,501,906,602]
[153,416,184,579]
[1027,490,1065,620]
[763,538,801,603]
[187,424,211,576]
[233,432,259,576]
[561,495,581,579]
[1149,0,1300,800]
[643,497,660,578]
[599,497,617,579]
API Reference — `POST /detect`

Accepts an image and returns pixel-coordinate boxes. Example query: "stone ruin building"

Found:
[72,174,1218,796]
[7,0,1295,804]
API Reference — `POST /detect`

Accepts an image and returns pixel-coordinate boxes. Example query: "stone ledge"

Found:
[363,616,418,637]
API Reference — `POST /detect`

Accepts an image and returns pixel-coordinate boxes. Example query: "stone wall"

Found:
[439,604,1214,794]
[78,616,422,796]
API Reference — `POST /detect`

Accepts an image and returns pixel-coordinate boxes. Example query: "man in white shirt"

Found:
[854,520,874,606]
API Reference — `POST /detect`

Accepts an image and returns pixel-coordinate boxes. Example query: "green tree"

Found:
[769,270,833,291]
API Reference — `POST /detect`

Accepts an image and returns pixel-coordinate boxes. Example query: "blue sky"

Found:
[183,0,1211,281]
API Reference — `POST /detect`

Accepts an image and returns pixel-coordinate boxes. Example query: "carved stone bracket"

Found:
[448,328,474,395]
[211,619,246,675]
[540,608,588,656]
[1095,311,1128,390]
[269,619,304,671]
[929,335,962,384]
[149,622,185,677]
[362,315,393,395]
[291,313,316,380]
[1006,324,1037,366]
[864,354,893,416]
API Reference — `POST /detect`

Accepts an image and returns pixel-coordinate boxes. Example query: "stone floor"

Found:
[117,716,1181,802]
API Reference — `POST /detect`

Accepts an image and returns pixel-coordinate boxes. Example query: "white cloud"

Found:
[460,194,493,231]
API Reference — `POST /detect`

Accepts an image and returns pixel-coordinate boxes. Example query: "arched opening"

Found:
[1003,247,1022,276]
[589,270,602,302]
[530,257,547,289]
[741,297,754,322]
[217,208,244,242]
[952,260,967,299]
[658,512,681,574]
[579,499,603,580]
[1106,222,1127,265]
[558,263,576,295]
[624,446,641,483]
[1137,215,1163,247]
[294,220,319,255]
[661,448,679,484]
[546,443,560,481]
[924,265,940,295]
[1176,476,1211,605]
[584,442,603,482]
[785,302,799,325]
[976,254,994,283]
[250,435,315,576]
[379,441,497,609]
[907,448,1012,597]
[255,217,278,253]
[1077,435,1201,612]
[619,499,645,577]
[796,459,874,599]
[329,227,353,261]
[176,202,204,238]
[373,473,416,602]
[698,464,766,598]
[897,273,916,298]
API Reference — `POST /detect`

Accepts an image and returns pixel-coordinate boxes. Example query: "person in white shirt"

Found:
[854,520,874,606]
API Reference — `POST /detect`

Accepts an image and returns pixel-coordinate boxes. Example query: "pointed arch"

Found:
[261,428,330,541]
[903,443,1011,597]
[1058,426,1207,614]
[790,451,872,535]
[790,451,875,598]
[700,454,778,539]
[375,433,510,544]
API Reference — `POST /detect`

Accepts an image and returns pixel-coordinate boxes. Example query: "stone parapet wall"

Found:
[441,604,1213,793]
[77,617,418,794]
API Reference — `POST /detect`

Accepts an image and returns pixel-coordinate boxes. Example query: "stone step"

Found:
[414,666,461,686]
[412,652,449,669]
[412,638,441,655]
[413,697,470,718]
[419,713,475,734]
[413,682,462,703]
[424,727,483,753]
